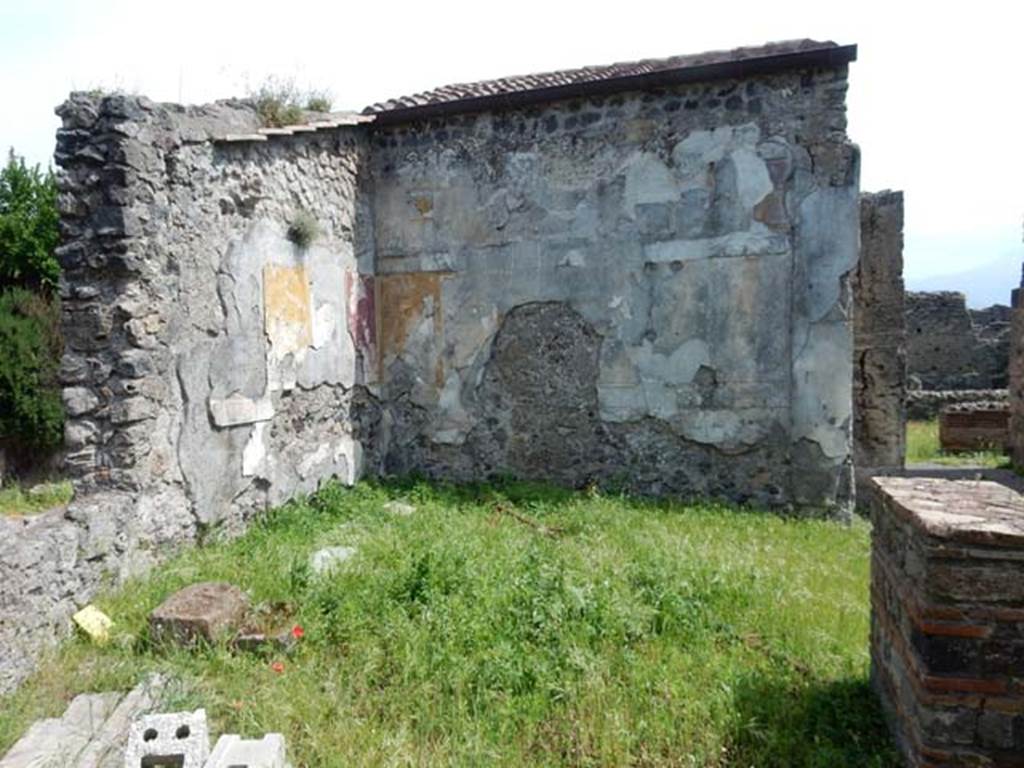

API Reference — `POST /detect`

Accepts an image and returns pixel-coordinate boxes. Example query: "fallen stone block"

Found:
[382,501,415,516]
[205,733,289,767]
[310,546,356,575]
[123,708,210,768]
[149,582,250,647]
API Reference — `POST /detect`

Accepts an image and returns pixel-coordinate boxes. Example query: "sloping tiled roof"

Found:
[364,39,856,122]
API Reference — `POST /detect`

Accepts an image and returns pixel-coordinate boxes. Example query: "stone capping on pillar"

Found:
[870,476,1024,766]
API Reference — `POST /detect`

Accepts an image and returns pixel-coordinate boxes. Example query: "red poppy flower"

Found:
[271,661,285,674]
[291,624,305,640]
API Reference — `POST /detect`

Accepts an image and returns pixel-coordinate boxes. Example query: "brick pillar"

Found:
[1010,271,1024,469]
[871,476,1024,766]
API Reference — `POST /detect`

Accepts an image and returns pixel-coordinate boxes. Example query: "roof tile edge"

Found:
[365,39,857,125]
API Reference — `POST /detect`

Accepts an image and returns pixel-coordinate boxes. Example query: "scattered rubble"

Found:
[122,708,289,768]
[0,675,166,768]
[230,602,300,655]
[1,675,291,767]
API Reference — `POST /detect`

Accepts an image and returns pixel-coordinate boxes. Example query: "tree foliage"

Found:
[0,150,60,292]
[0,287,63,453]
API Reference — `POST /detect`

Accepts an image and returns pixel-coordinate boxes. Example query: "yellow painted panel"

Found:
[264,264,313,355]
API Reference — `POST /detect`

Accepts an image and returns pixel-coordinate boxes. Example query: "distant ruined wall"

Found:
[0,94,379,693]
[370,66,860,512]
[852,191,905,483]
[905,291,1010,391]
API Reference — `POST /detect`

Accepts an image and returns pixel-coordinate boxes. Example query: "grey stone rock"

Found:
[76,674,169,768]
[63,386,100,417]
[310,546,357,575]
[382,501,415,516]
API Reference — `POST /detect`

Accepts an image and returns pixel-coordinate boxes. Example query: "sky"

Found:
[2,0,1022,307]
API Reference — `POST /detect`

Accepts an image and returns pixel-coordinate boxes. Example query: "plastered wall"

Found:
[370,67,860,513]
[2,58,861,692]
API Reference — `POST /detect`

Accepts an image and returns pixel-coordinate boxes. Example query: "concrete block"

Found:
[149,582,250,647]
[205,733,288,767]
[123,708,209,768]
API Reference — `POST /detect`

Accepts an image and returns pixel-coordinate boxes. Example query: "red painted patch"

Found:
[346,271,377,359]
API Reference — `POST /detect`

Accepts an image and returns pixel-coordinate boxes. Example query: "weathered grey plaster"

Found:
[371,66,859,513]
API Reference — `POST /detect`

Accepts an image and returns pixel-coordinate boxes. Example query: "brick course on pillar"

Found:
[871,476,1024,767]
[1010,281,1024,469]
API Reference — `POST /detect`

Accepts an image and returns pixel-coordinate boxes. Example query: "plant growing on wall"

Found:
[249,78,334,128]
[0,151,60,292]
[287,210,320,248]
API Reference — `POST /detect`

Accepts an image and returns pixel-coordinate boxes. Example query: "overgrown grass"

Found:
[0,480,897,767]
[0,479,71,516]
[906,419,1010,468]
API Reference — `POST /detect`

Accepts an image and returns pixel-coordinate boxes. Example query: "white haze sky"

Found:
[2,0,1022,305]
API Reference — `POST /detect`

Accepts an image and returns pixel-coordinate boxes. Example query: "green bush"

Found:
[304,91,332,113]
[0,288,63,453]
[0,151,60,292]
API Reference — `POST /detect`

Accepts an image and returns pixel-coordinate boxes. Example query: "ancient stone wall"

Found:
[905,291,1010,391]
[2,56,861,691]
[853,191,905,486]
[0,94,380,693]
[370,66,859,513]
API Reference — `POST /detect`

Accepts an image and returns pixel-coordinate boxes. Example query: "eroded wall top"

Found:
[55,94,380,531]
